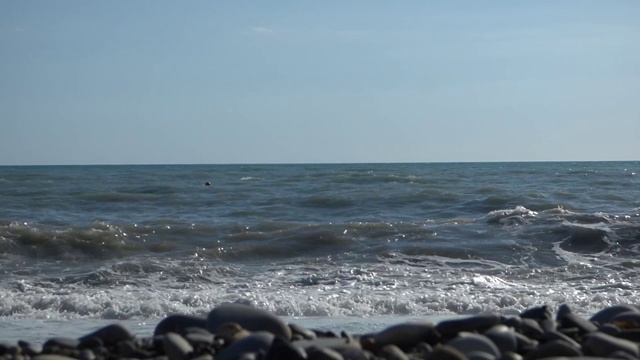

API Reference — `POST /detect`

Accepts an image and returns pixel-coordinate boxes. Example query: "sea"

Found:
[0,161,639,342]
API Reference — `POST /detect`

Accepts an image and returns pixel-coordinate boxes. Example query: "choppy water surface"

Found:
[0,162,639,322]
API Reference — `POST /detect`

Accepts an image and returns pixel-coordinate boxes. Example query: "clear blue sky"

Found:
[1,1,638,165]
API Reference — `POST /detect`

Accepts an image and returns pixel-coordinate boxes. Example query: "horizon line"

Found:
[1,159,638,167]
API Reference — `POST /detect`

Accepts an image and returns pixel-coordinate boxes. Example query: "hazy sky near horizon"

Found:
[1,1,639,165]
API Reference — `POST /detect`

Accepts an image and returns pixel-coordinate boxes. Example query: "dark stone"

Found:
[378,344,409,360]
[215,331,274,360]
[590,305,639,325]
[155,315,208,336]
[436,314,501,339]
[289,323,317,340]
[446,333,500,358]
[264,337,306,360]
[520,318,544,340]
[522,339,581,360]
[185,332,215,346]
[373,322,439,351]
[426,345,468,360]
[78,336,103,350]
[43,337,80,351]
[115,340,137,358]
[207,303,292,340]
[484,325,517,354]
[163,332,194,360]
[610,311,640,328]
[542,329,581,349]
[558,313,598,335]
[520,305,552,321]
[306,346,344,360]
[18,340,43,356]
[583,331,640,358]
[80,324,133,347]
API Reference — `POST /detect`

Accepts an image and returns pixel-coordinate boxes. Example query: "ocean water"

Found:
[0,162,639,341]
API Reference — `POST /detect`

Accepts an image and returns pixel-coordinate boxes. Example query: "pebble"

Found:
[207,303,292,340]
[446,333,500,358]
[3,303,640,360]
[590,305,639,324]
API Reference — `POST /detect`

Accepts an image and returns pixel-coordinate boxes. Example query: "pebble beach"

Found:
[3,302,640,360]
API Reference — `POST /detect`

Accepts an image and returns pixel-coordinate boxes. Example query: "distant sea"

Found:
[1,162,639,342]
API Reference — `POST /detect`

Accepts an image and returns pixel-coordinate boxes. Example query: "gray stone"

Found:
[613,329,640,342]
[466,351,496,360]
[583,331,640,358]
[519,305,552,321]
[542,329,581,349]
[42,337,80,351]
[185,332,215,346]
[378,344,409,360]
[207,303,292,340]
[558,313,598,335]
[163,332,194,360]
[373,322,439,351]
[590,305,639,325]
[79,323,133,346]
[155,315,208,336]
[215,331,275,360]
[500,351,523,360]
[484,325,517,354]
[78,349,95,360]
[447,333,500,358]
[295,337,361,352]
[18,340,42,356]
[436,314,501,339]
[307,346,344,360]
[610,311,640,328]
[289,323,317,340]
[426,345,468,360]
[522,340,581,360]
[264,337,306,360]
[520,319,544,340]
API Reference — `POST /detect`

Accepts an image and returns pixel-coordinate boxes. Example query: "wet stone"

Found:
[426,345,468,360]
[559,313,598,335]
[484,325,517,354]
[207,303,292,340]
[520,319,544,340]
[436,314,502,339]
[611,311,640,329]
[163,332,194,360]
[18,340,42,356]
[373,322,439,351]
[306,346,345,360]
[155,315,208,336]
[465,350,496,360]
[264,337,306,360]
[289,323,317,340]
[520,305,553,322]
[447,333,500,358]
[79,323,133,347]
[583,331,640,358]
[215,331,274,360]
[42,338,80,351]
[378,344,409,360]
[522,339,582,360]
[590,304,639,325]
[543,329,581,349]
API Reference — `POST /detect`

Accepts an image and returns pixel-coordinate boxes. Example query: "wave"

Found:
[2,254,640,321]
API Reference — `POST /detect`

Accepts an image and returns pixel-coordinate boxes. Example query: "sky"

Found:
[1,1,639,165]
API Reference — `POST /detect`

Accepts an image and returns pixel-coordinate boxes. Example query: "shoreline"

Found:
[0,304,638,359]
